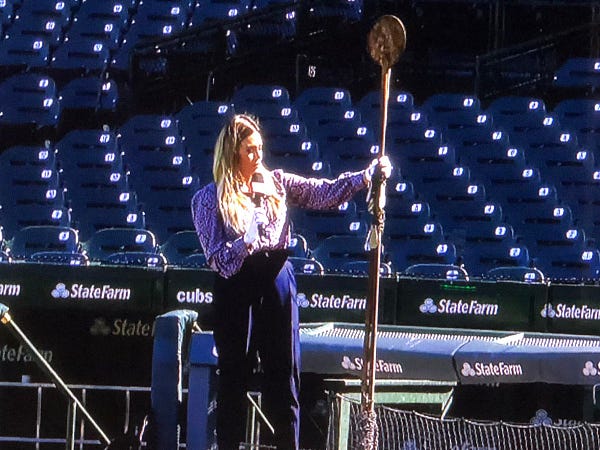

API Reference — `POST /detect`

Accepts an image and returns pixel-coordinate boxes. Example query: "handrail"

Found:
[0,303,111,449]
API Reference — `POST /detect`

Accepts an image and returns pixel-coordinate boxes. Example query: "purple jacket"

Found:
[191,169,368,278]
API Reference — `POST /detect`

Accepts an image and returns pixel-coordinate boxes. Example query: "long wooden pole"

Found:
[359,16,406,450]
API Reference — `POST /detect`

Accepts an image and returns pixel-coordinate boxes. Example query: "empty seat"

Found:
[8,225,80,261]
[311,235,368,273]
[191,0,251,26]
[0,34,50,75]
[404,263,469,281]
[0,72,61,132]
[231,84,292,119]
[58,76,119,115]
[357,89,414,131]
[160,230,202,266]
[487,266,545,283]
[288,256,324,275]
[83,227,158,263]
[293,86,353,130]
[291,199,366,248]
[553,57,600,92]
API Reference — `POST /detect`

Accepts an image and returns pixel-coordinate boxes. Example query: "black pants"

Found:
[213,251,301,450]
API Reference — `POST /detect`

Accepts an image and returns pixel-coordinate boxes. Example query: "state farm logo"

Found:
[51,282,131,301]
[52,283,69,298]
[540,303,556,318]
[460,361,523,377]
[341,355,402,374]
[541,303,600,320]
[583,361,600,377]
[297,292,366,310]
[419,298,498,316]
[90,318,111,336]
[89,317,155,337]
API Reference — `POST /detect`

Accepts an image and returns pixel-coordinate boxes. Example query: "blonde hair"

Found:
[213,114,284,234]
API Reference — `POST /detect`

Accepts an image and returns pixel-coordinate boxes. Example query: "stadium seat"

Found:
[104,251,167,268]
[0,72,61,133]
[8,224,80,261]
[58,77,119,125]
[553,57,600,92]
[462,224,531,277]
[160,230,202,266]
[311,234,368,273]
[291,199,366,248]
[75,0,132,29]
[403,263,469,281]
[314,121,378,174]
[6,14,67,49]
[288,232,309,258]
[191,0,251,26]
[65,16,123,52]
[231,84,292,119]
[176,100,233,178]
[293,86,353,130]
[83,227,159,264]
[0,35,50,76]
[288,256,324,275]
[356,90,414,131]
[50,38,111,81]
[136,174,200,243]
[486,266,545,283]
[386,237,458,273]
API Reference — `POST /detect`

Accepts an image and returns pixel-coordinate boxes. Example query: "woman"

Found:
[191,113,391,450]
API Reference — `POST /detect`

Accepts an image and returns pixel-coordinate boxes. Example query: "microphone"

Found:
[251,172,267,237]
[250,172,267,208]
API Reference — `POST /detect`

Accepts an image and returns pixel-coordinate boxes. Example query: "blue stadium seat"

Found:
[553,57,600,91]
[160,230,202,266]
[8,225,80,261]
[357,90,414,131]
[83,227,158,264]
[71,189,145,241]
[0,72,61,131]
[241,0,298,43]
[532,236,600,282]
[487,266,545,283]
[486,95,548,130]
[291,199,366,248]
[462,223,531,278]
[6,14,67,49]
[288,232,309,258]
[288,256,324,275]
[75,0,132,29]
[58,76,119,121]
[191,0,251,26]
[293,86,353,130]
[231,84,292,119]
[404,263,469,281]
[56,128,125,189]
[104,251,167,268]
[50,38,111,80]
[553,98,600,158]
[421,93,483,133]
[311,234,368,273]
[136,174,200,243]
[314,121,378,174]
[176,100,233,179]
[0,35,50,75]
[386,237,458,273]
[65,16,123,51]
[305,0,363,23]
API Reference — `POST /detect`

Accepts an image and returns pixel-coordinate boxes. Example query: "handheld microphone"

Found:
[250,172,266,208]
[250,173,267,237]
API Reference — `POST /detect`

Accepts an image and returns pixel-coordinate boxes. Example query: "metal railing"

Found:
[0,381,152,449]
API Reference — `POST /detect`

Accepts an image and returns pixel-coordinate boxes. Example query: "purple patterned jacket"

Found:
[191,169,368,278]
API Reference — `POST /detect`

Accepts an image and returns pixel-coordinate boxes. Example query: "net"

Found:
[328,395,600,450]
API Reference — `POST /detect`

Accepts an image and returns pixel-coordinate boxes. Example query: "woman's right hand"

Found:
[243,207,268,247]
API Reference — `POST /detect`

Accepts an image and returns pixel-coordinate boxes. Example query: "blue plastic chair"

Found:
[83,227,158,263]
